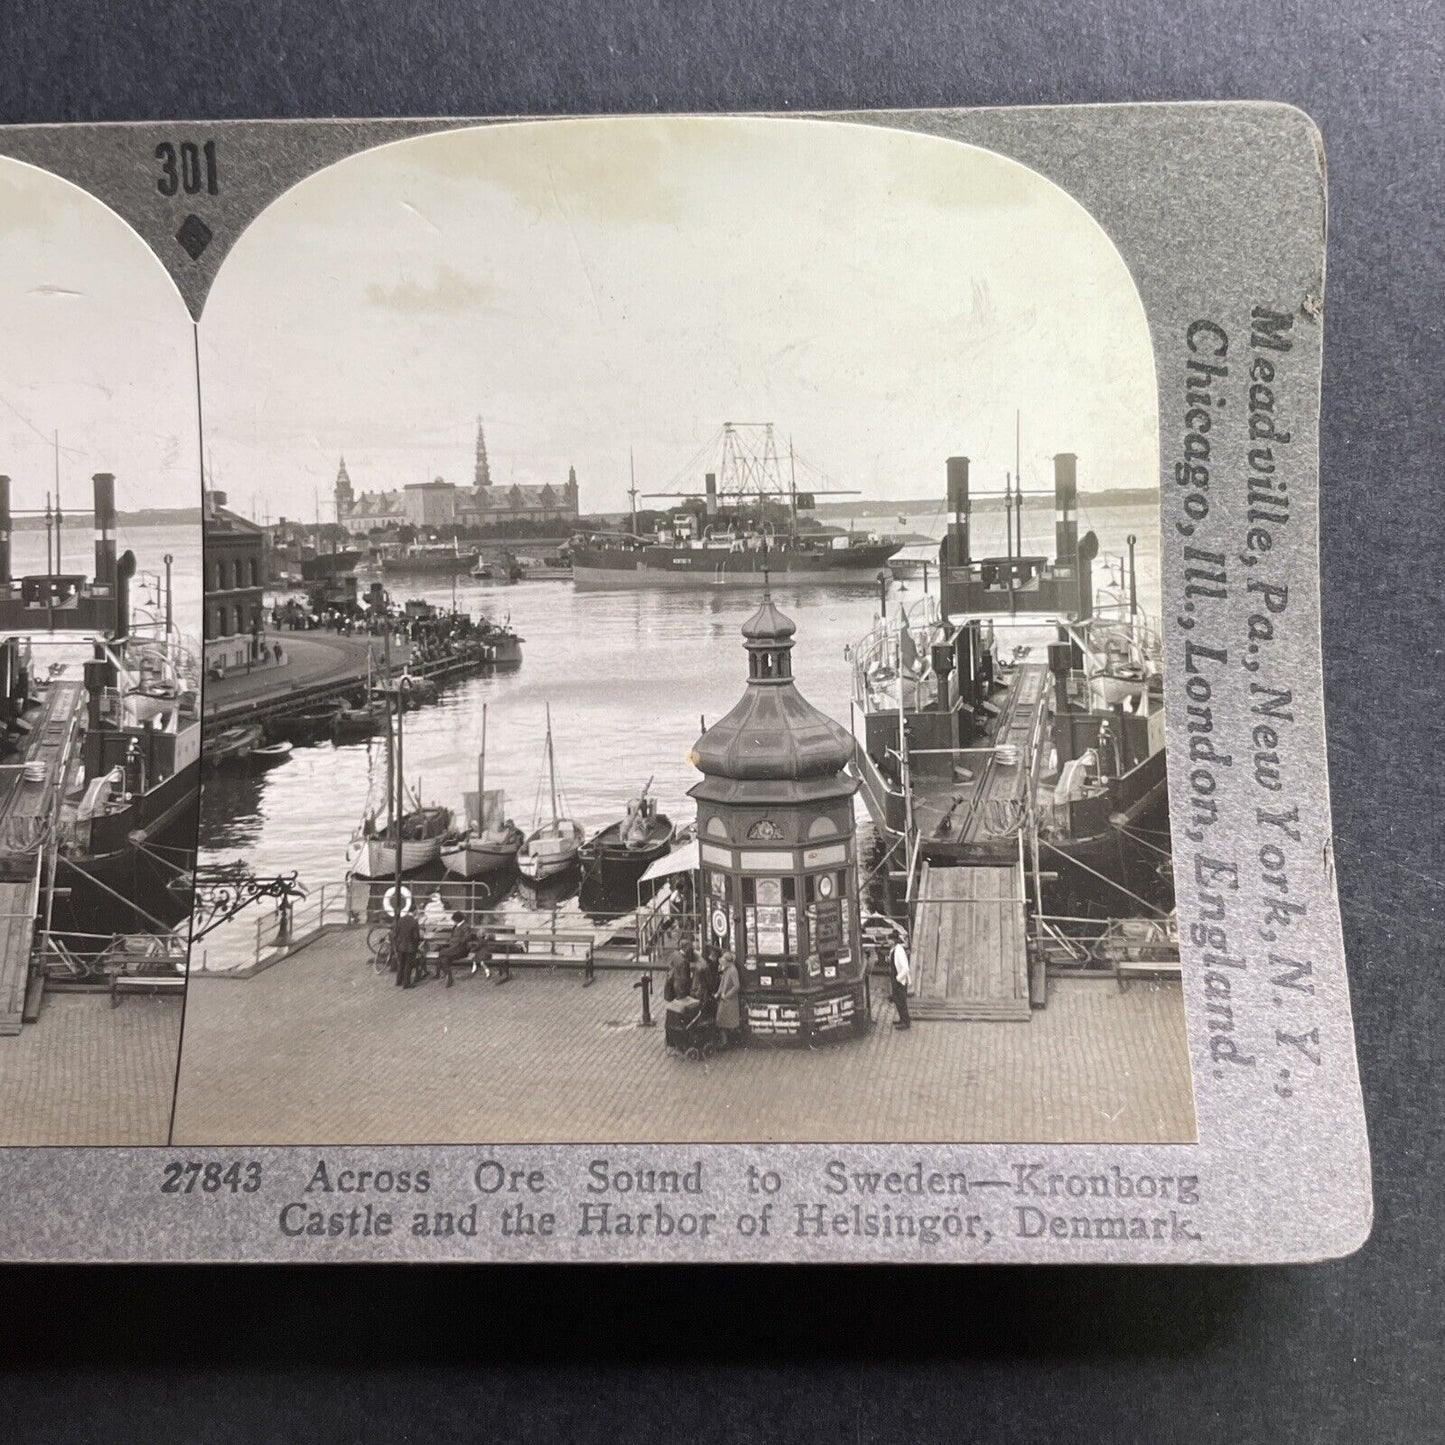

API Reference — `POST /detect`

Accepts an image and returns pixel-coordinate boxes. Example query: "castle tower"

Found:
[474,417,492,490]
[566,464,578,509]
[334,457,354,520]
[688,589,866,1046]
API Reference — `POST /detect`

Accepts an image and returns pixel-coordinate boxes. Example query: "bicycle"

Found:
[367,924,398,976]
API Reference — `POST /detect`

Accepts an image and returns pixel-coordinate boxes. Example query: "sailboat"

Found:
[516,705,584,881]
[351,694,451,878]
[440,704,524,877]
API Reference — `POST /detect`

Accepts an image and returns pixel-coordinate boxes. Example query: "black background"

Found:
[2,2,1441,1440]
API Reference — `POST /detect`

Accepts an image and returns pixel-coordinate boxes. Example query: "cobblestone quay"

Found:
[171,926,1196,1146]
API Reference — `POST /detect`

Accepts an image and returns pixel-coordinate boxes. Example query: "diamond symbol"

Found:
[175,213,213,260]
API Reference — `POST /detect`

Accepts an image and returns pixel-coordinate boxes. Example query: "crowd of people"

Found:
[378,892,915,1038]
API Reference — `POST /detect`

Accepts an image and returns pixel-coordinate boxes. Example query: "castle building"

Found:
[334,420,580,536]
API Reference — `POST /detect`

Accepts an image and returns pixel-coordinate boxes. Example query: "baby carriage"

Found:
[665,997,721,1061]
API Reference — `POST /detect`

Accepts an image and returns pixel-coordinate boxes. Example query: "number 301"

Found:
[156,140,219,197]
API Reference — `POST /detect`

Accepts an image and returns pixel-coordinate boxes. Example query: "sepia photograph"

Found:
[0,158,201,1145]
[171,116,1191,1146]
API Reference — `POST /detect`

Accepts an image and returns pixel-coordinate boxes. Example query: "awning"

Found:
[639,839,700,884]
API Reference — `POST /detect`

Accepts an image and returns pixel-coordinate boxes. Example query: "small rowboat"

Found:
[206,722,263,769]
[271,704,342,746]
[333,700,387,742]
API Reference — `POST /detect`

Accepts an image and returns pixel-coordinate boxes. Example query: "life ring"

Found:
[382,885,414,918]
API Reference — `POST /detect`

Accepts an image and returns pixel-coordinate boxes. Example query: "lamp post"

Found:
[391,675,413,951]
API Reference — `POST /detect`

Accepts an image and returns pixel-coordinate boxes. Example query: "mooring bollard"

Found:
[633,971,654,1027]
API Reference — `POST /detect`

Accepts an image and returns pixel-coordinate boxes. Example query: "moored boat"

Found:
[249,739,293,767]
[356,804,452,877]
[333,699,387,741]
[517,706,583,881]
[206,722,263,769]
[582,780,673,889]
[439,704,524,877]
[848,450,1169,913]
[270,703,342,746]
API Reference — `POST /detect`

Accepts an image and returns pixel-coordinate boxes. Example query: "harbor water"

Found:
[196,502,1160,967]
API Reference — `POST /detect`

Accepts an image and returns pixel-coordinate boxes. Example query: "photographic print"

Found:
[0,158,201,1145]
[0,106,1369,1263]
[171,118,1192,1148]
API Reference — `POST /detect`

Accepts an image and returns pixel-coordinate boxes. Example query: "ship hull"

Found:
[854,741,1172,912]
[56,758,200,936]
[571,543,900,589]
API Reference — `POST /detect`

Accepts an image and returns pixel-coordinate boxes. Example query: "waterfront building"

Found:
[334,420,580,537]
[203,490,266,672]
[688,589,867,1045]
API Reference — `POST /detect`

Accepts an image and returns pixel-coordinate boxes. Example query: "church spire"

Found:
[474,417,492,489]
[334,455,354,516]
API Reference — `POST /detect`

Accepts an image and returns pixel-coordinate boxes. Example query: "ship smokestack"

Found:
[0,475,10,584]
[93,472,117,591]
[945,456,970,566]
[114,549,135,641]
[705,472,717,516]
[1053,453,1078,566]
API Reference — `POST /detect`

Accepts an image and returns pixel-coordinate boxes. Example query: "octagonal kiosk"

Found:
[688,589,867,1045]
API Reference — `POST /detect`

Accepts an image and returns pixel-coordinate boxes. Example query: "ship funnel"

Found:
[113,548,136,641]
[1053,453,1078,566]
[945,456,970,567]
[0,475,10,584]
[705,472,717,516]
[93,472,117,591]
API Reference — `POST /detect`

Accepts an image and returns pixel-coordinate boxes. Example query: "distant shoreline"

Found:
[11,507,202,531]
[813,489,1158,519]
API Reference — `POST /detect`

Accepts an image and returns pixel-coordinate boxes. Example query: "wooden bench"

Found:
[110,971,187,1008]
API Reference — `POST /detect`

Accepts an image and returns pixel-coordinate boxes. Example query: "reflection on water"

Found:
[198,504,1160,965]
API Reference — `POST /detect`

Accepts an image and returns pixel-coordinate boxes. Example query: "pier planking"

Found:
[911,862,1031,1021]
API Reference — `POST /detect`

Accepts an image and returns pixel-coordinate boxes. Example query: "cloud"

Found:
[365,264,495,315]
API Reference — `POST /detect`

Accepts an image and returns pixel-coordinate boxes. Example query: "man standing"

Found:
[394,909,422,989]
[890,933,912,1031]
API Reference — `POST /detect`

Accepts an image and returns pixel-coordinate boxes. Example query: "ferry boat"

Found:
[571,422,900,589]
[379,541,478,576]
[848,453,1168,911]
[571,526,899,589]
[0,472,201,940]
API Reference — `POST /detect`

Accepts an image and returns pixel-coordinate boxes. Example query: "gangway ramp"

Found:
[910,862,1031,1021]
[0,679,84,1034]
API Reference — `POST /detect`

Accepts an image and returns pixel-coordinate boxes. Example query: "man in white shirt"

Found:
[890,935,912,1031]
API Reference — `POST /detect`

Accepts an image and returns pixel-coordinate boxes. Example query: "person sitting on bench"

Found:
[435,912,475,989]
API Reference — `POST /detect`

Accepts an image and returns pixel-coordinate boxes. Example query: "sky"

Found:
[199,117,1159,525]
[0,158,199,515]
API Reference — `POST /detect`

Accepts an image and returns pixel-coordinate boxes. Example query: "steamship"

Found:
[848,452,1168,910]
[0,472,200,938]
[571,422,901,589]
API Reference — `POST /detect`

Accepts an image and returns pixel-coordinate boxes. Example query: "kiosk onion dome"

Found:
[689,589,856,804]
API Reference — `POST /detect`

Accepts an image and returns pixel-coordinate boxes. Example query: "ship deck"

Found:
[911,660,1052,858]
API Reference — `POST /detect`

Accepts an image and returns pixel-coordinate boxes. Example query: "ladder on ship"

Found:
[908,860,1032,1021]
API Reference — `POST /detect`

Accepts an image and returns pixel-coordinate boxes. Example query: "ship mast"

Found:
[545,702,558,826]
[628,447,639,537]
[478,702,487,831]
[53,430,62,575]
